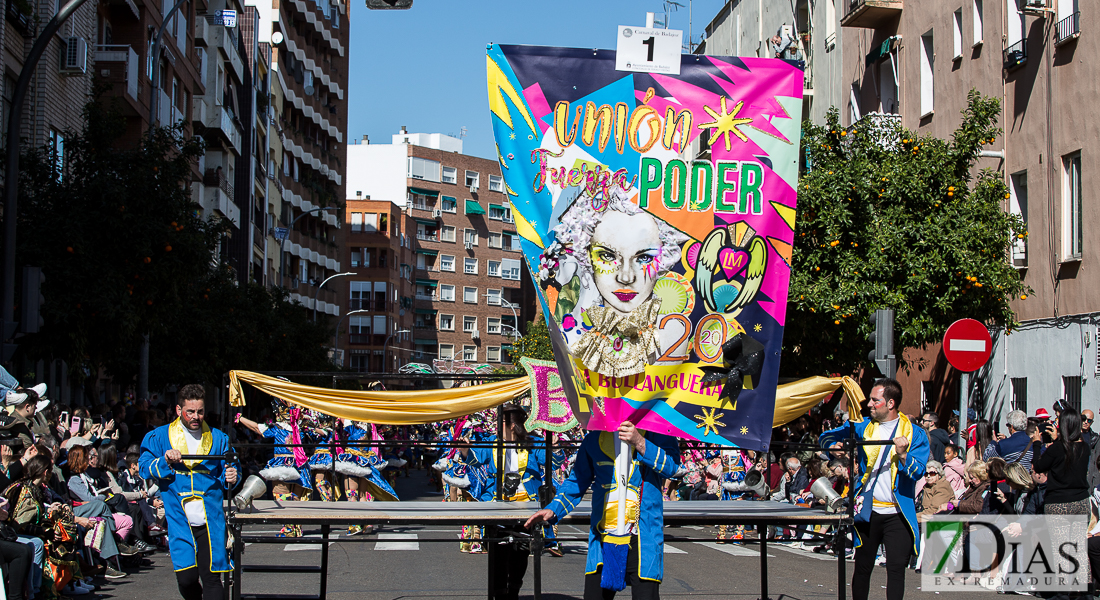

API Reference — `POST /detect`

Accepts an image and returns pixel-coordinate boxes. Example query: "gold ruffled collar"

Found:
[570,297,662,377]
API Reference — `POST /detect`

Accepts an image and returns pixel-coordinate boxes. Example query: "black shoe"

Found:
[133,540,155,554]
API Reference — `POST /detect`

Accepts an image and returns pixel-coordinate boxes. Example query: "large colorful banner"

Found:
[487,44,803,452]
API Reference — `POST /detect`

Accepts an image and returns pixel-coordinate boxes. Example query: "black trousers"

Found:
[583,536,660,600]
[175,526,224,600]
[0,539,32,599]
[1088,536,1100,585]
[852,512,912,600]
[487,524,530,600]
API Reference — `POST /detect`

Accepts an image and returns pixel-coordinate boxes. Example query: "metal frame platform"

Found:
[228,499,849,600]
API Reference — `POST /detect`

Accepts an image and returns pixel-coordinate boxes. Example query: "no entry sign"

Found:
[943,319,992,372]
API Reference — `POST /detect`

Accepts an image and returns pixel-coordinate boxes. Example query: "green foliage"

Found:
[16,99,333,387]
[784,90,1030,376]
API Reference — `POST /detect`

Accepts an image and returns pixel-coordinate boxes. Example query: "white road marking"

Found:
[770,544,839,561]
[374,533,420,551]
[694,541,771,558]
[663,543,687,554]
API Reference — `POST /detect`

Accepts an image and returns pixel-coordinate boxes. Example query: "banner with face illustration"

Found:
[487,44,803,452]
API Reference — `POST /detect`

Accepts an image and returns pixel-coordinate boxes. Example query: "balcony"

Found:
[94,45,139,103]
[1056,12,1080,46]
[415,293,437,302]
[416,233,438,242]
[841,0,903,29]
[194,16,208,46]
[205,105,243,154]
[1004,39,1027,71]
[213,27,244,82]
[205,184,241,227]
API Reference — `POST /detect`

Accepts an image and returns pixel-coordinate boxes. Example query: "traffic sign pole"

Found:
[943,318,992,430]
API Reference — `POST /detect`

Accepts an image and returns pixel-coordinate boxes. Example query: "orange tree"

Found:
[783,90,1030,377]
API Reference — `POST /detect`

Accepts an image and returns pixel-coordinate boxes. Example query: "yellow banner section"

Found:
[569,360,739,410]
[227,370,865,429]
[227,370,528,425]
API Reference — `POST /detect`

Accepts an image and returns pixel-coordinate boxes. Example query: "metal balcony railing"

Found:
[1056,12,1080,46]
[1004,39,1027,71]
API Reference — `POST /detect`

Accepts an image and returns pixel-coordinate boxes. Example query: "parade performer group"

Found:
[236,407,399,538]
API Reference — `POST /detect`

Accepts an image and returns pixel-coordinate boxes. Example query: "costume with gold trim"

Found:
[546,431,681,582]
[818,414,929,554]
[139,419,237,572]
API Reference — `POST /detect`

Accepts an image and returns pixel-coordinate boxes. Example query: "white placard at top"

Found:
[615,26,683,75]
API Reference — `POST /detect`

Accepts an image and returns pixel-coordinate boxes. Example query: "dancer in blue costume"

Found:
[140,384,238,600]
[527,421,681,600]
[717,450,751,542]
[334,419,399,535]
[237,408,314,537]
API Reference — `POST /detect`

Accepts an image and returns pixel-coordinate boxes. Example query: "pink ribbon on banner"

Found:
[288,408,308,468]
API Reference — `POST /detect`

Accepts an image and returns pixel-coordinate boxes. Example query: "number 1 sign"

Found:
[615,26,683,75]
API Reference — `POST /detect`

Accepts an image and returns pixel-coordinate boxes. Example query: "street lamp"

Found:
[313,272,355,322]
[383,329,412,373]
[279,206,338,288]
[334,309,370,365]
[486,294,521,333]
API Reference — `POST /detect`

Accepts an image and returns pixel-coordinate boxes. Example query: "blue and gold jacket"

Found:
[547,431,680,582]
[466,435,563,502]
[819,414,929,554]
[140,419,238,572]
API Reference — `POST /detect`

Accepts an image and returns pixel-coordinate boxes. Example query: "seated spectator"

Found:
[100,445,158,544]
[1003,462,1037,514]
[0,493,34,599]
[67,444,149,561]
[917,461,957,523]
[958,461,992,514]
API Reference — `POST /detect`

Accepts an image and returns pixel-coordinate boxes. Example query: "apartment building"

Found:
[697,0,844,125]
[254,0,347,315]
[829,0,1098,419]
[339,198,414,371]
[345,130,536,370]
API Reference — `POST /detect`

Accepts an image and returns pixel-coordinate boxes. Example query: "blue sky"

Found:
[347,0,730,160]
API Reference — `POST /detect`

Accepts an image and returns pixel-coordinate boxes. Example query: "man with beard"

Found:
[820,378,929,600]
[140,384,238,600]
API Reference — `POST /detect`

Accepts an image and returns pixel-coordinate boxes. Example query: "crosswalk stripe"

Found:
[770,545,838,561]
[375,533,420,551]
[694,541,771,558]
[663,543,687,554]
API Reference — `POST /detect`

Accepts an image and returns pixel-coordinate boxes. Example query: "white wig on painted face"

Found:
[539,187,687,311]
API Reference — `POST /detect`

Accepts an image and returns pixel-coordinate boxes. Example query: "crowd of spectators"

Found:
[0,379,181,600]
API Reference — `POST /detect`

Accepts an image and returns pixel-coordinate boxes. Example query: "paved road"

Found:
[89,470,996,600]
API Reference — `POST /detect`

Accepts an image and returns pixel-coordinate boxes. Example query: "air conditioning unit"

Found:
[1024,0,1045,7]
[471,329,480,340]
[464,241,473,250]
[433,209,442,218]
[60,37,88,75]
[469,184,478,194]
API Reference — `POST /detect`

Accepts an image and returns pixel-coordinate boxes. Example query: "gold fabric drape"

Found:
[228,370,529,424]
[229,370,864,428]
[770,375,865,428]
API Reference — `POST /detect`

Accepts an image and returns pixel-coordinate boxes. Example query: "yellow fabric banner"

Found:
[227,370,529,424]
[228,370,864,429]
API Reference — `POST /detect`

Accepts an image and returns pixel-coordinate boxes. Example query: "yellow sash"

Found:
[168,418,213,469]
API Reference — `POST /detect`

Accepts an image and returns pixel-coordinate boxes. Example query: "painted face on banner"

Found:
[589,210,662,314]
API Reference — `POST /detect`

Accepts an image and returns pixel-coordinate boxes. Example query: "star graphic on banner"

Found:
[698,97,753,151]
[740,426,749,435]
[694,407,726,437]
[509,132,516,140]
[753,323,763,333]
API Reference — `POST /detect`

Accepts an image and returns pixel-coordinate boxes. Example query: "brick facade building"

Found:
[345,131,536,371]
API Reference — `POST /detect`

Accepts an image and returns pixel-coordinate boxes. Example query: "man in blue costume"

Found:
[526,421,680,600]
[819,377,929,600]
[140,384,239,600]
[461,405,562,599]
